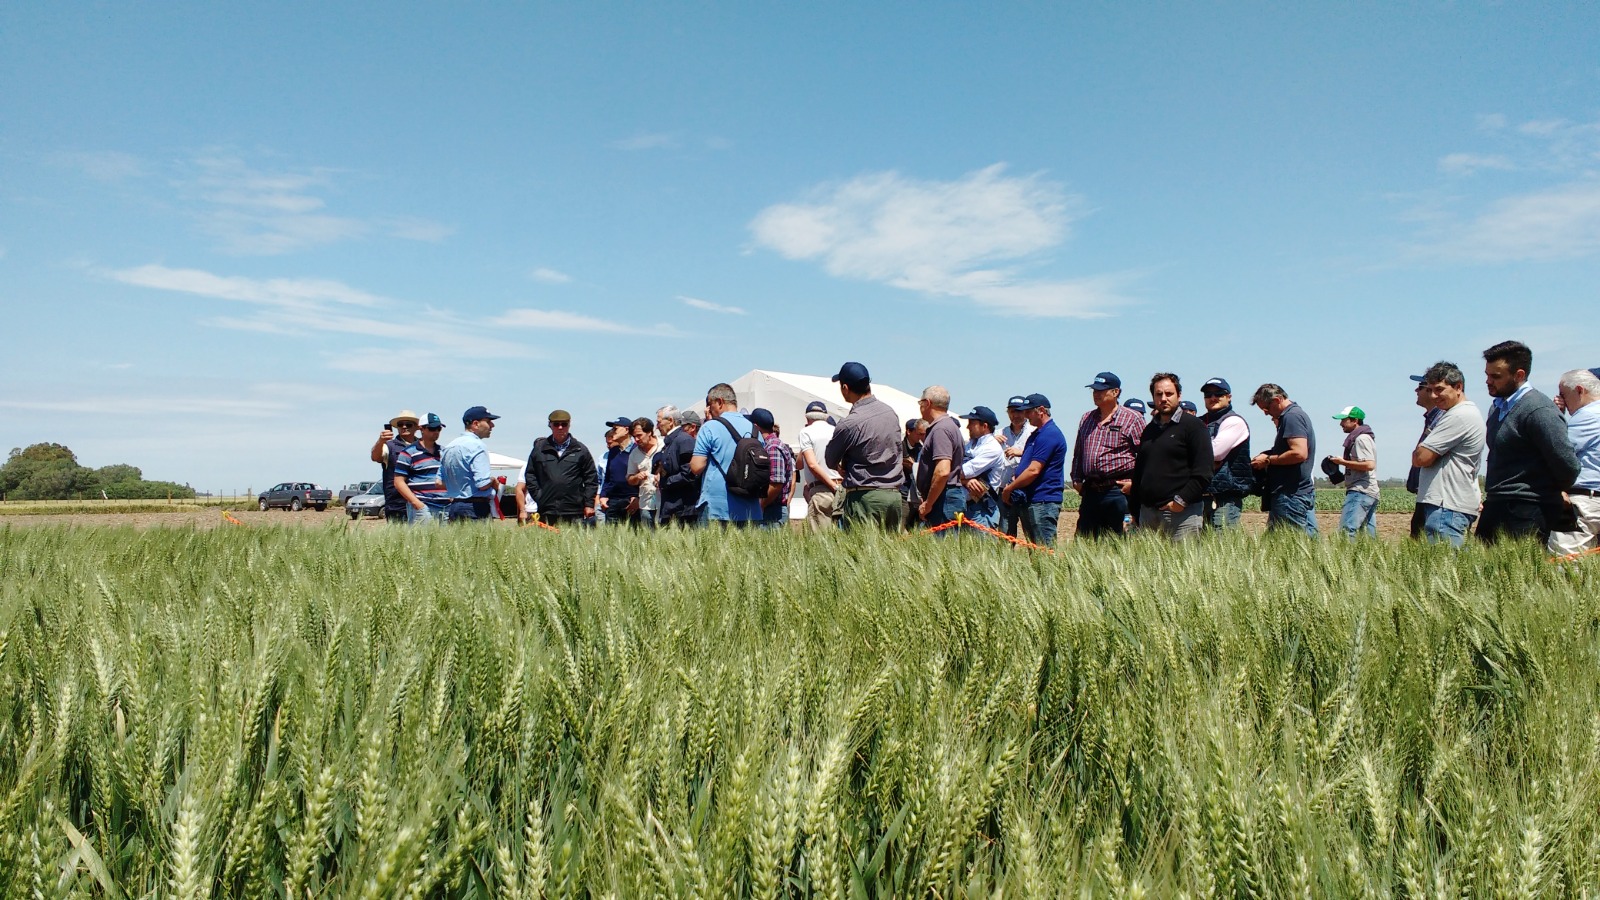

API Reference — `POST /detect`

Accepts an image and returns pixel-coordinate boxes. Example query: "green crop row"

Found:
[0,523,1592,896]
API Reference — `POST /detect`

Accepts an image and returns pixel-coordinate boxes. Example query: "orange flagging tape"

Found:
[519,517,561,532]
[919,512,1055,553]
[1550,545,1600,564]
[222,509,244,526]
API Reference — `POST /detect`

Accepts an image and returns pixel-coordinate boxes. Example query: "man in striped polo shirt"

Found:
[393,412,450,523]
[1070,372,1145,538]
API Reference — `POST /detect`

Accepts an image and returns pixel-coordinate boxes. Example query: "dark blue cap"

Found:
[1006,395,1030,409]
[1201,377,1231,395]
[1409,374,1427,383]
[1179,400,1198,413]
[605,416,634,429]
[831,361,870,384]
[1123,398,1147,413]
[1085,372,1121,390]
[804,400,828,414]
[1017,393,1051,410]
[1591,367,1600,381]
[964,405,999,427]
[422,412,446,429]
[749,407,775,430]
[462,405,499,425]
[905,418,922,431]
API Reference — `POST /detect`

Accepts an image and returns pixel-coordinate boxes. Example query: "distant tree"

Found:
[0,444,195,500]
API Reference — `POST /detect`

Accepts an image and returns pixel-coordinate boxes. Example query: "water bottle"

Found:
[1123,513,1133,530]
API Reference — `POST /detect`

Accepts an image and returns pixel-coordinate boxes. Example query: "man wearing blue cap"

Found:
[393,413,450,523]
[1199,378,1251,530]
[1000,393,1068,545]
[1070,372,1144,538]
[597,417,639,526]
[959,405,1005,528]
[996,396,1034,537]
[824,361,905,528]
[441,405,500,522]
[750,408,796,528]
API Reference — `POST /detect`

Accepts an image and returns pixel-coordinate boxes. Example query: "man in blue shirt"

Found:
[1250,384,1318,536]
[1550,368,1600,556]
[1000,393,1067,546]
[441,405,499,522]
[689,383,762,525]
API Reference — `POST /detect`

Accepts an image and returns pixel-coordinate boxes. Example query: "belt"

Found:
[1572,487,1600,497]
[1083,475,1130,491]
[843,485,891,494]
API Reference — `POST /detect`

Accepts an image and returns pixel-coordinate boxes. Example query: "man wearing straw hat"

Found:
[371,409,420,524]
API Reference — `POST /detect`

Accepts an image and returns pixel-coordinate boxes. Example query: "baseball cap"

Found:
[461,405,499,425]
[964,405,999,427]
[749,407,776,430]
[1201,378,1231,395]
[1408,374,1427,383]
[548,409,572,424]
[390,409,421,427]
[421,413,445,430]
[679,410,702,426]
[1123,398,1147,414]
[1085,372,1121,390]
[831,361,870,384]
[1332,405,1367,420]
[905,418,923,431]
[1179,400,1198,413]
[1006,395,1030,409]
[1017,392,1051,410]
[1590,367,1600,381]
[804,400,829,420]
[605,416,634,429]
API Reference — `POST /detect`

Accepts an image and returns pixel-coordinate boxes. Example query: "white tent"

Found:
[727,369,944,446]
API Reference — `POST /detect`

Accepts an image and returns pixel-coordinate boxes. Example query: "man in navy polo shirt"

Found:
[1000,393,1067,546]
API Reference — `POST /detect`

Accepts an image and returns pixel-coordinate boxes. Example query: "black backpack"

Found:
[713,416,771,499]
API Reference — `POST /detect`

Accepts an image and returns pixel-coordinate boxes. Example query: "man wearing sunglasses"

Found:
[393,413,450,523]
[372,409,420,524]
[520,410,598,526]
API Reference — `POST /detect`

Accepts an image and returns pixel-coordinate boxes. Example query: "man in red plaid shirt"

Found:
[1070,372,1146,538]
[751,408,796,529]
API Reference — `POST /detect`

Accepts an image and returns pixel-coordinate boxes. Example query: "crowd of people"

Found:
[368,342,1600,557]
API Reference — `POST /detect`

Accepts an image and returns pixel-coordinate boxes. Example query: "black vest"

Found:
[1202,407,1253,497]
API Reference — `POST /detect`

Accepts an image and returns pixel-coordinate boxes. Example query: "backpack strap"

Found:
[707,415,750,475]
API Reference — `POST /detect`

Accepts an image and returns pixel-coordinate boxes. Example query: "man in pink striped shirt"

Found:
[1070,372,1146,537]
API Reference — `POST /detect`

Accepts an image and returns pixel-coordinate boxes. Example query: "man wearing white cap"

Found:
[1326,406,1379,537]
[371,410,420,524]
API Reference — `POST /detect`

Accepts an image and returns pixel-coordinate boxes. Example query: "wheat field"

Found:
[0,523,1596,897]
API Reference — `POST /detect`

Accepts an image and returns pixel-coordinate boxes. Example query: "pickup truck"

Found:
[258,482,333,511]
[338,480,378,504]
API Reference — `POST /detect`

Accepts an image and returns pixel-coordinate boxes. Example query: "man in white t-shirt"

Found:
[797,400,841,530]
[1413,361,1486,548]
[626,417,662,528]
[996,395,1035,537]
[1328,406,1379,537]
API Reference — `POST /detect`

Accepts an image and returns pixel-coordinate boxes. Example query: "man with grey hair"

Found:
[915,385,966,530]
[690,383,763,525]
[1549,368,1600,556]
[1250,383,1318,535]
[656,408,702,526]
[1412,361,1486,547]
[797,400,842,530]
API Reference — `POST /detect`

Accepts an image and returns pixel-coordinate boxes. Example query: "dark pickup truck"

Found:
[258,482,333,511]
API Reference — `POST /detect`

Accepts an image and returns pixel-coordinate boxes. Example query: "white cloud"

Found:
[611,132,679,151]
[494,308,681,336]
[178,153,451,255]
[679,295,746,315]
[105,264,534,369]
[1411,181,1600,263]
[1438,153,1515,176]
[531,267,573,284]
[55,150,145,182]
[748,164,1128,317]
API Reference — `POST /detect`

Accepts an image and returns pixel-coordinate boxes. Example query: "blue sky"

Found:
[3,3,1597,491]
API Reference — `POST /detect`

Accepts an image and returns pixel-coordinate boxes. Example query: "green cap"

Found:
[1332,405,1366,420]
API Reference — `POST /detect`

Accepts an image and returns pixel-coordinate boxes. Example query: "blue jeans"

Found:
[407,503,447,524]
[761,502,788,528]
[1021,501,1061,546]
[965,494,1000,529]
[1420,503,1475,548]
[446,498,490,522]
[1340,491,1379,537]
[1076,487,1130,538]
[921,483,968,534]
[1204,495,1243,529]
[1266,491,1318,536]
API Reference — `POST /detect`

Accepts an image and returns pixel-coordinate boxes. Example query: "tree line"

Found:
[0,443,196,501]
